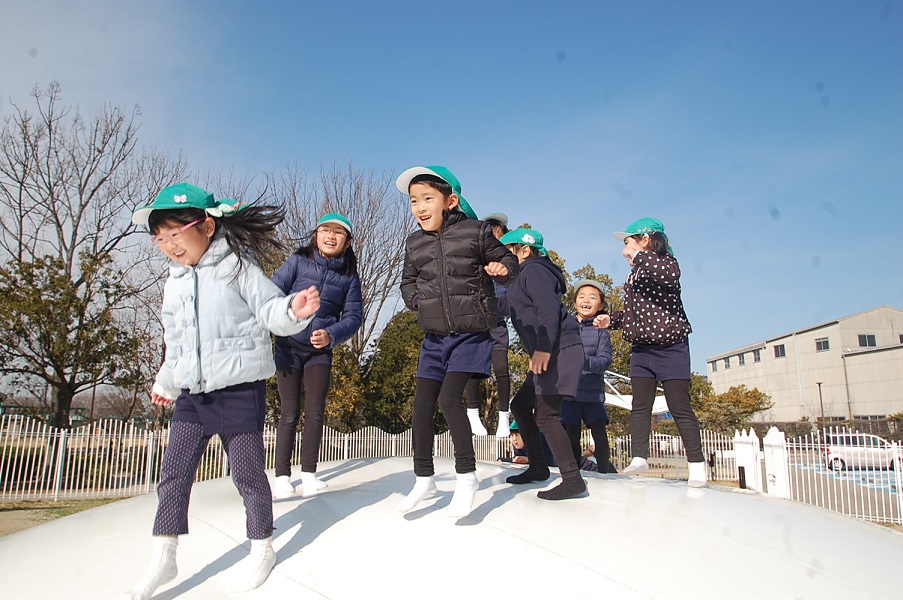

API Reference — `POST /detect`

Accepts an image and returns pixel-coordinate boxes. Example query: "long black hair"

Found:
[293,228,358,275]
[631,231,671,256]
[147,203,287,272]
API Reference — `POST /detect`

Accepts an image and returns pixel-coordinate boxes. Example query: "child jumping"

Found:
[271,212,362,499]
[124,183,321,599]
[594,217,706,487]
[566,279,614,473]
[464,212,513,437]
[396,166,518,518]
[500,228,587,500]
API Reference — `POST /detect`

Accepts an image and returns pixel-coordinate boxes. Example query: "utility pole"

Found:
[816,381,824,427]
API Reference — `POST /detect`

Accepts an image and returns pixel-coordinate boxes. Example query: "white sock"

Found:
[396,475,437,512]
[688,461,707,488]
[495,411,510,437]
[300,471,328,497]
[466,408,487,435]
[272,475,295,499]
[229,537,276,593]
[122,536,178,600]
[447,472,479,518]
[621,457,649,475]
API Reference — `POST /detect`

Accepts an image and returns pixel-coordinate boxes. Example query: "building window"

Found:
[738,353,745,366]
[774,344,786,358]
[723,357,730,369]
[710,361,717,373]
[858,334,876,347]
[815,337,830,352]
[753,349,761,363]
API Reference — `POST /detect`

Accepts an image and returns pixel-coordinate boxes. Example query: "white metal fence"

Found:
[3,415,900,525]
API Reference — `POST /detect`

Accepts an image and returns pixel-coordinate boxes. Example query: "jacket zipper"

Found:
[436,230,455,334]
[193,266,203,390]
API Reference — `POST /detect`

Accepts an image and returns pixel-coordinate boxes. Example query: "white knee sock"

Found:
[622,457,649,475]
[396,475,437,512]
[122,536,178,600]
[688,461,707,488]
[229,537,276,593]
[466,408,487,435]
[495,411,510,437]
[300,471,328,497]
[447,472,479,518]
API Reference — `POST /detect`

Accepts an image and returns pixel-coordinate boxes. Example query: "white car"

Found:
[825,432,902,471]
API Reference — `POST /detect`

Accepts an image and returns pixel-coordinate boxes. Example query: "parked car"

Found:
[824,432,902,471]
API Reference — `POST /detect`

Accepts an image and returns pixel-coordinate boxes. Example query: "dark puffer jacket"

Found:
[506,255,581,356]
[576,316,612,403]
[401,211,519,335]
[271,250,362,367]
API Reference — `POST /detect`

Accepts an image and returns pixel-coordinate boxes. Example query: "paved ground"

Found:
[1,457,902,599]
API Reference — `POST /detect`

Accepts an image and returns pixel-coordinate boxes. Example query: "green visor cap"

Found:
[509,420,519,431]
[132,183,245,225]
[395,165,478,219]
[317,212,353,235]
[612,217,666,242]
[500,228,548,256]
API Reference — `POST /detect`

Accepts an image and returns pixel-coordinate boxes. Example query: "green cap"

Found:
[317,212,353,235]
[132,183,245,225]
[500,228,548,256]
[509,419,519,431]
[395,165,478,219]
[612,217,666,242]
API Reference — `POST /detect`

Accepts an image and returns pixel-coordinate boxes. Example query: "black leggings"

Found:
[630,377,704,462]
[509,376,580,481]
[464,348,511,411]
[564,420,612,472]
[275,364,331,475]
[412,373,475,476]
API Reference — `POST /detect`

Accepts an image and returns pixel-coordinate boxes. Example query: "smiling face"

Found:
[152,217,215,266]
[622,234,650,266]
[315,223,351,258]
[575,285,605,319]
[409,182,458,232]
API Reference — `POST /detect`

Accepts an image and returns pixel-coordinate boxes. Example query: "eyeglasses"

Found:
[316,226,348,237]
[150,219,204,245]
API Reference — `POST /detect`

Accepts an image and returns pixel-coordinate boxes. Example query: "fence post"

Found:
[52,430,68,502]
[762,427,790,499]
[343,433,349,461]
[144,431,156,494]
[733,428,763,492]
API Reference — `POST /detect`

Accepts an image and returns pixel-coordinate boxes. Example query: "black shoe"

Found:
[506,466,551,484]
[537,478,587,500]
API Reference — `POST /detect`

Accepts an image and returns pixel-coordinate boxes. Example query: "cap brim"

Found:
[132,206,154,225]
[395,166,445,195]
[612,231,632,242]
[482,213,508,227]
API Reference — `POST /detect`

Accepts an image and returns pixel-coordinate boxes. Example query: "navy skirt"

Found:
[417,331,492,382]
[173,380,267,436]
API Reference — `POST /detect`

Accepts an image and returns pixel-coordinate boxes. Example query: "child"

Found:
[464,212,513,437]
[396,166,518,518]
[500,228,587,500]
[594,217,706,487]
[565,279,614,473]
[124,183,321,599]
[271,212,362,498]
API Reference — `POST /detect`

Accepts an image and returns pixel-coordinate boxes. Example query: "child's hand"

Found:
[292,285,321,320]
[151,391,172,406]
[593,314,611,329]
[513,456,529,464]
[530,351,551,374]
[310,329,331,349]
[484,261,508,277]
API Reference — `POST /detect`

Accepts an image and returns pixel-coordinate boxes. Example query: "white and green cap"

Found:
[132,182,245,225]
[500,228,548,256]
[395,165,478,219]
[317,212,353,235]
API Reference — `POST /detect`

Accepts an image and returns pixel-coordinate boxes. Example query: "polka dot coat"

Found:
[609,251,692,345]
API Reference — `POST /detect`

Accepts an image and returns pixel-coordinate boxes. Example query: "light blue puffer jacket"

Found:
[153,238,313,399]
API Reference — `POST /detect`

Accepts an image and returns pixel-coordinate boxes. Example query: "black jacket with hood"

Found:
[507,255,581,356]
[401,210,519,335]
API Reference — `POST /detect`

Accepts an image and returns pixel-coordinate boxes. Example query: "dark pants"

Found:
[275,363,331,475]
[412,373,476,476]
[509,376,580,481]
[564,420,612,473]
[464,348,511,411]
[154,422,273,539]
[630,377,704,462]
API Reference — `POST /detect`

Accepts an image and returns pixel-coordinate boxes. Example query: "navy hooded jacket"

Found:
[271,250,362,368]
[507,255,581,356]
[575,316,613,403]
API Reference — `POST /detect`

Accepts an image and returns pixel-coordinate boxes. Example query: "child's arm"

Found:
[482,226,519,284]
[270,254,298,294]
[317,274,363,349]
[151,284,180,405]
[400,246,419,309]
[584,328,613,374]
[633,252,681,288]
[240,261,317,335]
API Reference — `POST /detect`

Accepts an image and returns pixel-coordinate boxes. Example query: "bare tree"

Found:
[0,82,187,427]
[271,161,414,363]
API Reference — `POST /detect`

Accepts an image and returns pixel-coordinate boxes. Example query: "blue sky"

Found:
[1,0,901,373]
